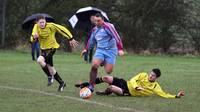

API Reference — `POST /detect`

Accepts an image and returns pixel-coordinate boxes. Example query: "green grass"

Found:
[0,50,200,112]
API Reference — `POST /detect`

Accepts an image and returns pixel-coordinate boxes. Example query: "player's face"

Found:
[37,19,46,29]
[148,71,157,82]
[94,16,103,27]
[90,16,95,24]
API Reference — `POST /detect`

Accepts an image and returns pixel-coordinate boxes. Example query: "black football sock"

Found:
[80,82,90,88]
[95,77,103,84]
[42,65,51,77]
[54,72,63,84]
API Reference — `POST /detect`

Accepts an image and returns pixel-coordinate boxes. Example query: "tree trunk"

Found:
[1,0,7,47]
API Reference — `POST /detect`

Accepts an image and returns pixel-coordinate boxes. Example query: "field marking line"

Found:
[0,85,144,112]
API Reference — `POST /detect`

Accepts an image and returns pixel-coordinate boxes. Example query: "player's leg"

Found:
[46,65,55,85]
[37,55,45,66]
[108,85,123,95]
[95,75,114,84]
[96,77,129,96]
[88,58,102,92]
[37,55,52,86]
[47,65,66,91]
[104,49,117,74]
[75,64,112,88]
[77,49,115,86]
[96,85,123,95]
[75,49,104,91]
[75,75,113,88]
[87,48,105,92]
[45,49,66,91]
[90,59,102,84]
[104,64,114,74]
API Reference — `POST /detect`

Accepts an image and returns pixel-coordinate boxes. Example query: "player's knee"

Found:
[105,69,113,74]
[102,76,108,82]
[49,70,55,75]
[102,76,112,82]
[108,85,114,90]
[37,58,42,64]
[48,66,56,75]
[104,65,113,74]
[37,56,45,66]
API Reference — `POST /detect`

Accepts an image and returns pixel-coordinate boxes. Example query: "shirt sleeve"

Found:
[105,24,123,50]
[30,35,34,43]
[30,24,38,42]
[51,23,73,40]
[153,83,176,98]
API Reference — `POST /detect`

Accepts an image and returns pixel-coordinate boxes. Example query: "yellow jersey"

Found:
[31,23,73,50]
[127,72,176,98]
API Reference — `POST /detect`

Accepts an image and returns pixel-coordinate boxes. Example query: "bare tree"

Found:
[1,0,7,47]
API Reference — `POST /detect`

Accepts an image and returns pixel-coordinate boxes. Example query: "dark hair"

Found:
[152,68,161,77]
[36,15,46,22]
[95,13,104,20]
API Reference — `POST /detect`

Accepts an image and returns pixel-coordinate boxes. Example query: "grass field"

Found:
[0,50,200,112]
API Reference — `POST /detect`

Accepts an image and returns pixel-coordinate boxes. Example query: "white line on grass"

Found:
[0,85,144,112]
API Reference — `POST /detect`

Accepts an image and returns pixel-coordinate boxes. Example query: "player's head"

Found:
[149,68,161,82]
[36,15,46,29]
[90,15,95,24]
[94,13,104,27]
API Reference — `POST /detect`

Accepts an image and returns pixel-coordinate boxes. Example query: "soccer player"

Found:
[76,13,124,92]
[94,68,185,98]
[30,15,78,92]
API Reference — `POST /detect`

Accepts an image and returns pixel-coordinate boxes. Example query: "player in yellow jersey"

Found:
[93,68,185,98]
[30,15,78,92]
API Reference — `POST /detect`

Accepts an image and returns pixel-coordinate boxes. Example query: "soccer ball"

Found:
[79,87,92,99]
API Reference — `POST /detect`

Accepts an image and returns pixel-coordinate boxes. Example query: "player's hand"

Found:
[118,50,124,56]
[135,87,144,91]
[176,90,185,98]
[81,49,87,57]
[69,39,79,48]
[34,33,39,39]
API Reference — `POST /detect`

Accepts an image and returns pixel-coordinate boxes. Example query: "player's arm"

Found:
[52,23,78,48]
[129,73,145,90]
[110,25,123,50]
[30,24,39,42]
[153,84,184,98]
[52,23,73,39]
[30,35,35,43]
[105,25,124,56]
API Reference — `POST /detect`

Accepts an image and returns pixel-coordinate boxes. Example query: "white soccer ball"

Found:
[79,87,92,99]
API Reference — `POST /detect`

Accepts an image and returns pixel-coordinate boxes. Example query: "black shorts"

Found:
[41,49,56,66]
[112,77,131,96]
